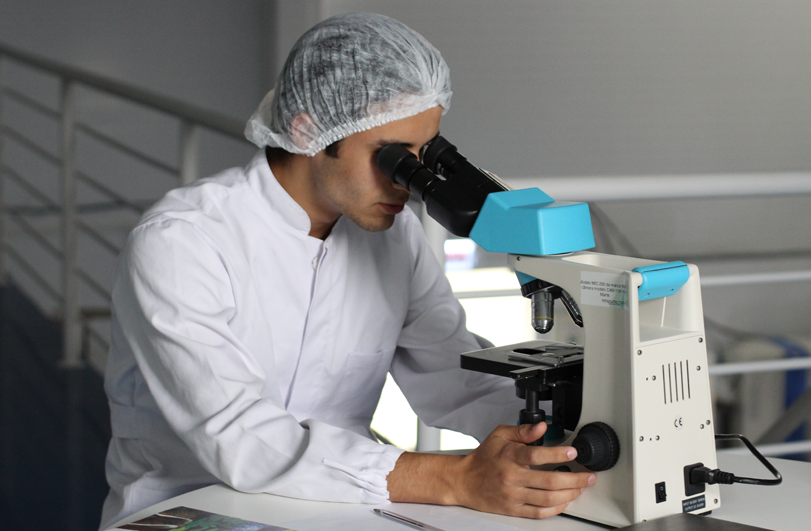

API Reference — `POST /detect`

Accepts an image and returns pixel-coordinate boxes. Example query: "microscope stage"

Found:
[461,339,583,381]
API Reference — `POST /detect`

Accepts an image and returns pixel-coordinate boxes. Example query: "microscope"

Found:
[377,136,723,527]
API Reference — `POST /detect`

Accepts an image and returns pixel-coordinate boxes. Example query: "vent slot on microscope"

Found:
[662,360,692,405]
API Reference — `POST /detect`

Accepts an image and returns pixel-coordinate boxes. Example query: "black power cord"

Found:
[690,434,783,487]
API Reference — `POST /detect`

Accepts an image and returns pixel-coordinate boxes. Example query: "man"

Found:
[100,13,595,530]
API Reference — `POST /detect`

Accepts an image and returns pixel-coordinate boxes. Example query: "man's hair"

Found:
[324,140,342,158]
[266,139,341,166]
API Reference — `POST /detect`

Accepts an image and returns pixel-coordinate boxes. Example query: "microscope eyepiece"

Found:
[376,138,500,237]
[420,134,462,177]
[420,135,509,196]
[376,143,439,199]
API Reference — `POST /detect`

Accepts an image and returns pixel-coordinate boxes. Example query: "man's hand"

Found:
[454,423,596,518]
[386,423,596,519]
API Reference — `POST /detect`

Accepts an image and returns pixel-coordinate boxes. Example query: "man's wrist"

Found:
[387,451,466,506]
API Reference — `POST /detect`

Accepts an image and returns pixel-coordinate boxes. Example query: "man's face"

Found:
[306,106,442,233]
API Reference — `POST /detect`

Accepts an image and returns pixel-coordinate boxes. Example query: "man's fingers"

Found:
[521,486,584,509]
[516,465,596,491]
[493,422,548,445]
[460,424,600,520]
[508,484,586,519]
[515,443,578,467]
[512,502,571,520]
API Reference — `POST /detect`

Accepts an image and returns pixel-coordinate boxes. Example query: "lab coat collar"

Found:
[245,149,313,235]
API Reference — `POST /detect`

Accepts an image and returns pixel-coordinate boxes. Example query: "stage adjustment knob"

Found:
[572,422,620,471]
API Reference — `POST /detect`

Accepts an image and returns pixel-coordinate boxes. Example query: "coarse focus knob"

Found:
[572,422,620,471]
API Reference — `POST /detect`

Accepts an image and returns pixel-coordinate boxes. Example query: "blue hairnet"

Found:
[245,12,452,156]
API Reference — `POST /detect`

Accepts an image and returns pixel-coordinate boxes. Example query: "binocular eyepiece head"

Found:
[376,134,478,189]
[376,134,508,238]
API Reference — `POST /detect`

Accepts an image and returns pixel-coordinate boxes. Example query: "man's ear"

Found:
[290,114,319,151]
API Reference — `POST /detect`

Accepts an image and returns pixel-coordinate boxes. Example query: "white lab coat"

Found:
[99,150,516,529]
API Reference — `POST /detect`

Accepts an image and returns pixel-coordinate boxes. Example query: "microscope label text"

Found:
[580,272,628,309]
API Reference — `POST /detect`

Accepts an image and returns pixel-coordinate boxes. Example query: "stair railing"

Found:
[0,42,252,367]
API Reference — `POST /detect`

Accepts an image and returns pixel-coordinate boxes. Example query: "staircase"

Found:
[0,282,110,530]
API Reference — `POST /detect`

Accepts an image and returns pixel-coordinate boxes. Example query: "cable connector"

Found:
[690,466,735,485]
[684,435,781,497]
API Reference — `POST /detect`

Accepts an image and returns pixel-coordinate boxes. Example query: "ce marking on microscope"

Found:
[674,417,684,429]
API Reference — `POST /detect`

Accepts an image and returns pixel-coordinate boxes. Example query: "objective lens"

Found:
[531,290,555,334]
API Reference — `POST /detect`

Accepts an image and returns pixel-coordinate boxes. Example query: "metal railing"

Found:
[0,42,252,367]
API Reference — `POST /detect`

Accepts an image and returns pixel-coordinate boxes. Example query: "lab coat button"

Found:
[312,257,318,270]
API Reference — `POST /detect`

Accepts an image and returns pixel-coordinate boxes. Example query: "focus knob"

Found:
[572,422,620,471]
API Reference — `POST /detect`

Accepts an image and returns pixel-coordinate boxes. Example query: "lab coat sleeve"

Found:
[389,216,518,442]
[115,218,403,502]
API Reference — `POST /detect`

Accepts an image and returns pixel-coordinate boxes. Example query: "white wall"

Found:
[0,0,270,119]
[324,0,811,178]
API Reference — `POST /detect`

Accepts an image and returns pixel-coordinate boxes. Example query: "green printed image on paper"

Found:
[116,506,295,531]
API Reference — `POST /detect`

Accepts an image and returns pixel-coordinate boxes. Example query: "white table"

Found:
[110,453,809,530]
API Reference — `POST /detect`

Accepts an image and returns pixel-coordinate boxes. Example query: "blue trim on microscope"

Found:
[469,189,596,256]
[633,261,690,301]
